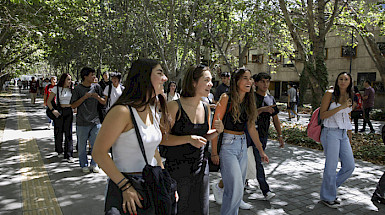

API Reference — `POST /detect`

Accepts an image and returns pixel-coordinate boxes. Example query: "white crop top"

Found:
[112,106,162,173]
[323,102,352,130]
[51,86,72,105]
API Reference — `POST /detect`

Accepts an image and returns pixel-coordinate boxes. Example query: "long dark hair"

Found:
[56,73,72,93]
[180,65,210,97]
[113,59,170,132]
[166,81,178,94]
[229,68,257,125]
[333,72,353,103]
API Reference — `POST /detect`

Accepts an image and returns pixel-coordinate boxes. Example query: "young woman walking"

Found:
[319,72,355,208]
[92,59,170,215]
[211,68,269,215]
[160,65,223,215]
[47,73,74,162]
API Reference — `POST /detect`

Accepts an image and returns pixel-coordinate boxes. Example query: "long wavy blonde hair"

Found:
[228,68,257,125]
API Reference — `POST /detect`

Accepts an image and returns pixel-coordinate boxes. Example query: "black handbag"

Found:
[105,106,177,215]
[46,86,61,120]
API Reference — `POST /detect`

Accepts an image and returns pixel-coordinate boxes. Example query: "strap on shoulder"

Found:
[128,106,149,165]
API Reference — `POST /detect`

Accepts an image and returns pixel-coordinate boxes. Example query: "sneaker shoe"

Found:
[90,165,99,173]
[297,115,300,121]
[321,200,339,209]
[248,193,261,200]
[334,197,341,205]
[68,157,75,163]
[239,200,252,210]
[48,123,51,130]
[212,183,223,205]
[82,167,90,173]
[264,191,276,200]
[56,153,64,158]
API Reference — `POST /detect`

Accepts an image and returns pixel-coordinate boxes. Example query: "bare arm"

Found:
[71,93,91,109]
[154,148,164,169]
[320,91,343,120]
[47,92,56,110]
[272,115,284,148]
[247,122,269,163]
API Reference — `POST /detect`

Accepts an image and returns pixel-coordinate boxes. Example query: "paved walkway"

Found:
[0,88,384,215]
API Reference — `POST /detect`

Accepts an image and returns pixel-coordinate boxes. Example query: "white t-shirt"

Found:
[103,84,124,110]
[51,86,72,105]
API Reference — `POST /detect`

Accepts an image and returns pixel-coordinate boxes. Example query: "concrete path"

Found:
[0,89,384,215]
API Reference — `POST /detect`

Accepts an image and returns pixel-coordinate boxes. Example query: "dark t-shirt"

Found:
[255,92,279,138]
[70,84,104,126]
[214,83,229,101]
[98,80,112,91]
[30,81,38,93]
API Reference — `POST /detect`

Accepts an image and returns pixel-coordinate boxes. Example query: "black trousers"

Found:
[363,107,374,131]
[167,160,209,215]
[54,107,73,158]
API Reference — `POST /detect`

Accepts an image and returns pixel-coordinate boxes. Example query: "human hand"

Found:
[84,93,92,99]
[53,110,61,118]
[259,152,269,163]
[263,105,276,114]
[211,154,220,165]
[341,98,352,109]
[122,186,143,215]
[190,135,207,148]
[213,114,223,133]
[278,136,285,148]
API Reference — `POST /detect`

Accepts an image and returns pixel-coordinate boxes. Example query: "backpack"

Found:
[307,107,323,143]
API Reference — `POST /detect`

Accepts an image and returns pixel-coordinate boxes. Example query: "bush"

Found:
[370,109,385,121]
[269,123,385,165]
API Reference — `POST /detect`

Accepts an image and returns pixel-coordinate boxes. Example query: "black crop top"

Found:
[160,99,209,176]
[223,96,248,132]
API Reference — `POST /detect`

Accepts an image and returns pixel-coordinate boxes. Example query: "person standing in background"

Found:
[103,72,124,111]
[214,72,230,103]
[44,76,57,129]
[166,81,180,102]
[98,71,112,91]
[360,80,375,134]
[287,83,299,121]
[29,77,38,104]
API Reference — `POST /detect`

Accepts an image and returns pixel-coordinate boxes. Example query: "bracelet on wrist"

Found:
[211,154,218,157]
[119,180,130,190]
[122,184,132,192]
[116,177,127,187]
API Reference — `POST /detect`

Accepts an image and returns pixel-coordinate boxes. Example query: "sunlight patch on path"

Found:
[16,95,63,215]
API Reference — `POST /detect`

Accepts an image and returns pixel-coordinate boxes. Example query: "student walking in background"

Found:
[319,72,355,208]
[287,82,299,121]
[360,80,375,133]
[46,73,74,162]
[103,72,124,111]
[160,65,223,215]
[351,86,363,133]
[92,59,170,215]
[211,68,269,215]
[166,81,180,102]
[44,76,57,129]
[30,77,38,104]
[214,72,230,103]
[247,73,284,201]
[70,67,105,173]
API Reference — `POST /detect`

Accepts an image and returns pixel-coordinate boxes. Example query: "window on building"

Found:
[251,54,263,64]
[269,53,282,63]
[377,42,385,56]
[283,57,295,67]
[341,46,357,57]
[357,72,376,87]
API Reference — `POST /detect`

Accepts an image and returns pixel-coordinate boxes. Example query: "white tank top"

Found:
[112,106,162,173]
[323,102,352,130]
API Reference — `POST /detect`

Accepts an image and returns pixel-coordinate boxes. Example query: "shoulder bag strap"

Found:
[128,106,149,165]
[107,82,112,107]
[57,86,61,107]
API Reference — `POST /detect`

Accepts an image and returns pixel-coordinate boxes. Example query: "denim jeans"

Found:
[320,127,355,201]
[77,124,101,167]
[219,133,247,215]
[252,137,270,195]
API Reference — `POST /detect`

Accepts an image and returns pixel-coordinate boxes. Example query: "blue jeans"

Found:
[219,133,247,215]
[252,137,270,195]
[320,127,355,201]
[77,124,101,167]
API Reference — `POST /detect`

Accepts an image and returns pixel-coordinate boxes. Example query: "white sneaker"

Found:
[57,153,64,158]
[248,193,261,200]
[48,123,51,130]
[264,191,276,200]
[90,165,99,173]
[240,200,253,210]
[68,157,75,163]
[212,183,223,204]
[82,167,90,173]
